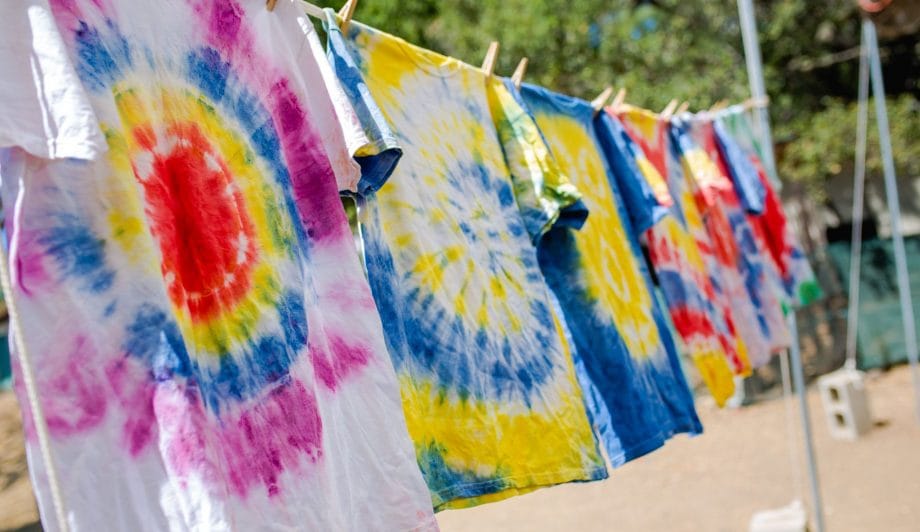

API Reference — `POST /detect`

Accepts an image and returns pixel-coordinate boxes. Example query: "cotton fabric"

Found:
[0,0,105,160]
[717,110,821,307]
[610,107,743,406]
[618,106,761,375]
[326,22,607,510]
[681,118,791,365]
[517,83,702,465]
[0,1,437,530]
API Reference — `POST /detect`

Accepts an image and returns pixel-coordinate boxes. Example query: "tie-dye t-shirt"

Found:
[717,110,821,307]
[608,108,740,406]
[617,109,751,381]
[711,119,798,316]
[667,119,775,367]
[0,1,437,530]
[517,83,701,465]
[326,23,606,510]
[683,119,791,365]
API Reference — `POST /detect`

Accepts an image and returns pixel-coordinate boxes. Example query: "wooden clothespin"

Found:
[338,0,358,32]
[675,101,690,115]
[266,0,278,11]
[481,41,500,77]
[742,95,770,111]
[660,99,678,121]
[511,57,529,89]
[591,86,614,113]
[609,88,627,112]
[709,99,729,114]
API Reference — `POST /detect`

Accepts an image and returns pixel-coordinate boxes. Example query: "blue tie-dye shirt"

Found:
[516,83,702,466]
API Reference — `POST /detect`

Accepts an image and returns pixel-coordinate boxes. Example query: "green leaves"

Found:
[778,95,920,200]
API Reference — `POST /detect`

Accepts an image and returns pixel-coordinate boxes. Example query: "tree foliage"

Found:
[317,0,919,197]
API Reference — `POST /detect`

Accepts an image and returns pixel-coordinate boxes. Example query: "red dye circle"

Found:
[131,122,257,321]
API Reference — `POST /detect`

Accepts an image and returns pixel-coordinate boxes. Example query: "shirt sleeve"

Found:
[297,16,363,194]
[593,112,668,235]
[488,78,588,242]
[0,0,105,161]
[713,119,766,215]
[322,9,402,196]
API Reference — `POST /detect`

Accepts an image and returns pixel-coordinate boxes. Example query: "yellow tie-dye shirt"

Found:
[516,83,701,466]
[326,22,606,510]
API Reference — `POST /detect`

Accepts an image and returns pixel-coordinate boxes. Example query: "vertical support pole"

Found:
[779,350,804,502]
[788,313,827,532]
[844,30,871,370]
[736,2,825,529]
[736,0,780,190]
[863,18,920,422]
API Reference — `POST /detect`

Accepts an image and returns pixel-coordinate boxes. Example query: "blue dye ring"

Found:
[359,192,560,403]
[72,20,132,92]
[122,289,309,415]
[38,214,116,294]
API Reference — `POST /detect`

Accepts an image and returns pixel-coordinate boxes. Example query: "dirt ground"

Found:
[1,366,918,531]
[0,391,38,532]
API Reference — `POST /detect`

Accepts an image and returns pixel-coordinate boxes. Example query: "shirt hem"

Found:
[616,431,669,465]
[432,465,608,511]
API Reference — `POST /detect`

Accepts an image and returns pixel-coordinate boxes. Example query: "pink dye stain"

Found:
[17,336,108,441]
[14,229,52,296]
[15,337,161,456]
[268,80,349,244]
[323,282,378,312]
[46,0,84,35]
[105,357,158,456]
[160,378,323,499]
[47,0,107,40]
[309,335,372,392]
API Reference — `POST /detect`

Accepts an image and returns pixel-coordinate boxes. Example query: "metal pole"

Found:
[788,312,827,532]
[736,0,780,190]
[844,31,871,370]
[779,350,805,501]
[736,2,826,528]
[863,18,920,422]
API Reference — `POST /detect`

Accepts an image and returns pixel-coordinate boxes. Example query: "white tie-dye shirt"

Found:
[0,1,435,530]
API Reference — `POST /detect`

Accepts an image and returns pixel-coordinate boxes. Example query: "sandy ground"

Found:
[0,391,39,532]
[1,366,918,531]
[439,365,920,532]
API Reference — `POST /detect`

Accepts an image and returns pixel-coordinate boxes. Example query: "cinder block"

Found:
[817,369,872,441]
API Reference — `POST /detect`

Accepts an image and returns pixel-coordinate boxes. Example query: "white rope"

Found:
[0,212,69,532]
[844,33,870,370]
